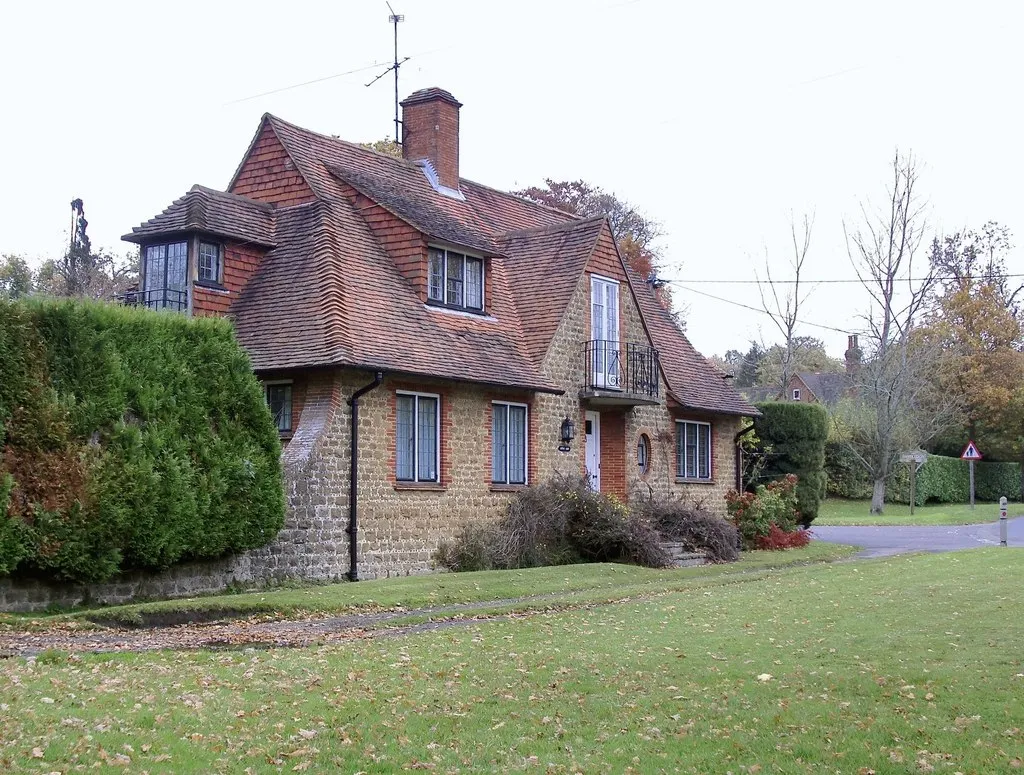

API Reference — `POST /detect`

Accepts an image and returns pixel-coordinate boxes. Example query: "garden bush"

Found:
[434,475,677,572]
[755,524,811,550]
[726,474,803,550]
[0,298,285,583]
[632,497,739,563]
[753,402,828,525]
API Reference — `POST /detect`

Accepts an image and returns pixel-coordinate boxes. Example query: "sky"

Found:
[2,0,1022,360]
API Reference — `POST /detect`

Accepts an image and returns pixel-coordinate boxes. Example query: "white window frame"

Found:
[637,433,651,476]
[395,390,441,483]
[792,388,801,401]
[491,401,528,485]
[427,246,484,312]
[675,420,712,481]
[264,380,294,434]
[198,240,223,285]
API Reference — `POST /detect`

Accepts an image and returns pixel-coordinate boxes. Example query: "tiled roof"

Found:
[630,270,759,417]
[123,185,276,247]
[501,218,605,363]
[796,372,850,406]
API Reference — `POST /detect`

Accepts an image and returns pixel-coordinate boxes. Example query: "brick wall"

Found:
[230,123,317,208]
[193,241,266,317]
[401,95,460,191]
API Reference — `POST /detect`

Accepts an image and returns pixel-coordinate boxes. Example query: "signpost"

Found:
[899,450,929,514]
[960,440,983,510]
[1000,496,1008,547]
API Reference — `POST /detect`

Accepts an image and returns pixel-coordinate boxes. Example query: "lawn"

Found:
[2,548,1022,773]
[1,543,855,628]
[815,497,1015,526]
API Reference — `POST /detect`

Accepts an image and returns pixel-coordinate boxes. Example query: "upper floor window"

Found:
[265,381,293,434]
[792,388,801,400]
[428,247,483,311]
[142,241,188,310]
[396,391,440,483]
[198,241,222,284]
[676,420,711,480]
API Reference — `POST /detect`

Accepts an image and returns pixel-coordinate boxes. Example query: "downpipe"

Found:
[348,371,384,581]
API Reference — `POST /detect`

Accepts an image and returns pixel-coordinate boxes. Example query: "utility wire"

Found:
[662,272,1024,286]
[673,283,861,335]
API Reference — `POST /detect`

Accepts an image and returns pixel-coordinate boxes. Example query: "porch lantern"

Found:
[560,416,576,445]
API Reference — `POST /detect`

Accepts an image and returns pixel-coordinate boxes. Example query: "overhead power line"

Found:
[672,283,860,336]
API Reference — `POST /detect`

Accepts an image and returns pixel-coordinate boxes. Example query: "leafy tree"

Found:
[929,222,1019,313]
[0,255,33,299]
[756,336,843,386]
[513,179,677,314]
[723,342,766,388]
[360,137,402,159]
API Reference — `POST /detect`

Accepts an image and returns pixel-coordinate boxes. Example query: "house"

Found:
[785,336,861,407]
[121,87,758,583]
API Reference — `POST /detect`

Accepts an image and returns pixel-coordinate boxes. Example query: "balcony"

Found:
[581,340,660,406]
[113,288,188,312]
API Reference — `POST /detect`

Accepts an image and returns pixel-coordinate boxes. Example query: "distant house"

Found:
[785,336,861,408]
[120,87,758,583]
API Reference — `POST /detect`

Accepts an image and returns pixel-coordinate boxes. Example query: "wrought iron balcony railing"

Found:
[583,340,660,398]
[113,288,188,312]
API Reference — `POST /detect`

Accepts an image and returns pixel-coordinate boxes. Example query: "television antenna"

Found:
[366,2,409,145]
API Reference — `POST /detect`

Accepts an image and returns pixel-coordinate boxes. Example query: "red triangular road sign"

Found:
[960,440,983,461]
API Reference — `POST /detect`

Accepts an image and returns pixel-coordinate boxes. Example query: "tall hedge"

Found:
[826,445,1021,505]
[0,298,285,583]
[753,402,829,526]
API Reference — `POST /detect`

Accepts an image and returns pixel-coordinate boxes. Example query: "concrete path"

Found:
[812,516,1024,558]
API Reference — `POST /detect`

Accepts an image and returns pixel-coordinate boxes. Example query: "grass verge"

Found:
[1,548,1021,772]
[815,498,1014,526]
[0,544,855,630]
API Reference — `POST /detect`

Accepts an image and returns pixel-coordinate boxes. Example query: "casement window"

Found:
[676,421,711,480]
[142,241,188,309]
[492,402,527,485]
[792,388,801,401]
[396,391,440,482]
[198,241,222,284]
[265,382,293,433]
[428,247,484,311]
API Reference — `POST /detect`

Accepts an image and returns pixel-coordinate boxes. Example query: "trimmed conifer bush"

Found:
[753,402,828,525]
[0,298,285,583]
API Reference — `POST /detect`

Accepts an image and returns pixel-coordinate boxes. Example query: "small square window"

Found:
[199,241,222,284]
[792,389,801,401]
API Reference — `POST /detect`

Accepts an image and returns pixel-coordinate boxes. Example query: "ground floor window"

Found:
[396,392,440,482]
[492,402,527,485]
[637,433,651,476]
[265,382,293,433]
[676,420,711,480]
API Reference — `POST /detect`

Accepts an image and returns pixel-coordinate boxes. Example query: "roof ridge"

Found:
[189,184,274,211]
[503,215,606,239]
[266,113,427,172]
[459,178,581,222]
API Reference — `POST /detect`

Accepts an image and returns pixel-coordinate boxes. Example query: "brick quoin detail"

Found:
[599,411,627,500]
[230,124,316,208]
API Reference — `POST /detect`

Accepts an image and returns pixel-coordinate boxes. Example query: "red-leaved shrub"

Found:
[755,523,812,550]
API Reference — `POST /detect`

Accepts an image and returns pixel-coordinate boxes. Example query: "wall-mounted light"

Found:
[561,417,577,448]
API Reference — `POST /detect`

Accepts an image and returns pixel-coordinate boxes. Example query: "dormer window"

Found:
[198,241,222,285]
[428,247,483,311]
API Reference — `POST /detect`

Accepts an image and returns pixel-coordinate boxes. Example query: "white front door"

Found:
[585,411,601,492]
[590,276,620,388]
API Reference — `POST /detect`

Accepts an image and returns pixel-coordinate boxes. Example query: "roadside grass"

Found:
[1,548,1021,773]
[0,543,855,629]
[815,497,1014,526]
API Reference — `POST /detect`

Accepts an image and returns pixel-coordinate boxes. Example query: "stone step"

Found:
[660,542,709,568]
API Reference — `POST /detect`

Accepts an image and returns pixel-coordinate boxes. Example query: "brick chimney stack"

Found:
[400,87,462,192]
[844,334,862,376]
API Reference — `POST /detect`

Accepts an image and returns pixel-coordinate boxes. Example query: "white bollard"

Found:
[999,496,1008,547]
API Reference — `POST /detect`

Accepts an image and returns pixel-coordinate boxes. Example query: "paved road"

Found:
[812,516,1024,558]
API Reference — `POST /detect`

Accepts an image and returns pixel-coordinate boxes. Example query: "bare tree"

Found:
[841,150,958,513]
[757,213,814,392]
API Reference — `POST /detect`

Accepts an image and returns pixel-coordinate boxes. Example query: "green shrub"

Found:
[726,474,801,549]
[824,440,873,499]
[753,402,828,525]
[0,298,285,583]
